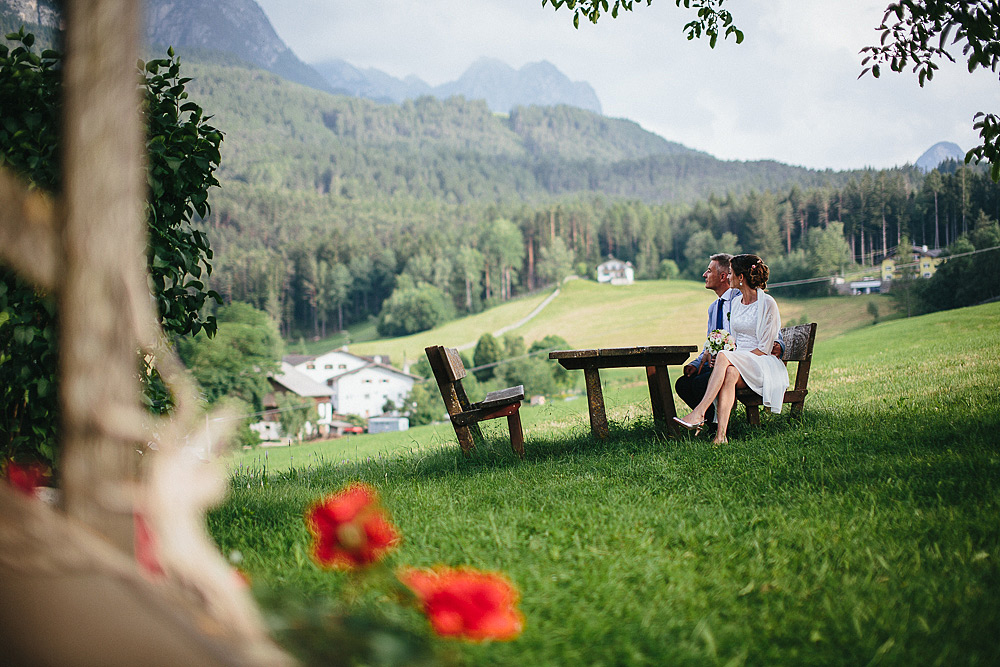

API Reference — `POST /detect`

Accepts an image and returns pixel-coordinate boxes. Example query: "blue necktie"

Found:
[715,297,724,331]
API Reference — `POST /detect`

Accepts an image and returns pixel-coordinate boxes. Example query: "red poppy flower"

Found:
[401,566,524,642]
[4,460,49,496]
[306,483,400,569]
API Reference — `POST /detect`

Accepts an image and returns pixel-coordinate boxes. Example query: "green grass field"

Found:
[213,301,1000,665]
[299,279,898,365]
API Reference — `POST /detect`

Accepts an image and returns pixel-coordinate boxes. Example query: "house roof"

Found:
[327,361,422,384]
[270,362,334,397]
[283,353,315,366]
[283,348,394,367]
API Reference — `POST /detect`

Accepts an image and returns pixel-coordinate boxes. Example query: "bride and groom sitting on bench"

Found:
[673,252,791,445]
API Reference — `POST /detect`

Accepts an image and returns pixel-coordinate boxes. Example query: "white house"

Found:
[284,348,420,418]
[597,257,635,285]
[254,361,336,441]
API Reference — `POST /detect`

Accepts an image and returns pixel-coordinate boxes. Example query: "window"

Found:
[306,363,315,369]
[381,379,388,383]
[339,364,347,369]
[325,364,333,369]
[365,379,372,383]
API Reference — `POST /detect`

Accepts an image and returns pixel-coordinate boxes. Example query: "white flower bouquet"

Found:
[696,328,736,373]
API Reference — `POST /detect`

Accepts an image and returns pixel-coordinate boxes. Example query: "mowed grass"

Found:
[304,278,898,364]
[212,302,999,665]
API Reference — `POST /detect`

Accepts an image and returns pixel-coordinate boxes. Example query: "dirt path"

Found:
[455,279,572,351]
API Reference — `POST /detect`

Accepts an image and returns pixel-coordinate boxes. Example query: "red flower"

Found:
[4,460,49,496]
[306,483,400,569]
[401,567,524,642]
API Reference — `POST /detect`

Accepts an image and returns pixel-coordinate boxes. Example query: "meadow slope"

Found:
[347,278,895,364]
[215,302,1000,665]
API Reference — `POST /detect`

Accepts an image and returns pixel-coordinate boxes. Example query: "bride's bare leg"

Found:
[679,353,734,424]
[713,366,745,444]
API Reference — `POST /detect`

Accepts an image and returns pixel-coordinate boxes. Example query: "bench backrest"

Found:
[779,322,817,393]
[424,345,473,417]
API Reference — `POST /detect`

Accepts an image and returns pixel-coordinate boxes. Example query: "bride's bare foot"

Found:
[712,437,728,445]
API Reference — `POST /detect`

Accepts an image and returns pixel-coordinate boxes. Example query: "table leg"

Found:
[584,367,609,439]
[646,365,679,435]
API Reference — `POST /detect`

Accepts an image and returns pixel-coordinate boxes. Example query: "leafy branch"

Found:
[541,0,744,46]
[860,0,1000,180]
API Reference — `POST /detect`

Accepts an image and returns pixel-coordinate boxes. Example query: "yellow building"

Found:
[881,245,944,281]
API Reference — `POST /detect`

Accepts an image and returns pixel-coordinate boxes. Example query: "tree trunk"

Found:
[526,234,535,291]
[934,192,940,249]
[58,0,149,553]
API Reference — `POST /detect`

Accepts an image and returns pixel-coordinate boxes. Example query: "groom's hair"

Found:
[710,253,732,273]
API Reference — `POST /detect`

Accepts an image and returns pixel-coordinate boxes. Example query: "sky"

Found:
[254,0,999,172]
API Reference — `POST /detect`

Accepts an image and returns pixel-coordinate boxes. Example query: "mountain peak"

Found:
[915,141,964,171]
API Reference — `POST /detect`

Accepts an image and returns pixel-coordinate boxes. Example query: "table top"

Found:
[549,345,698,369]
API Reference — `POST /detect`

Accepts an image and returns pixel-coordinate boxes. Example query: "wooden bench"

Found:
[736,322,817,424]
[424,345,526,458]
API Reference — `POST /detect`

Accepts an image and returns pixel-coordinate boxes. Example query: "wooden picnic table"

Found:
[549,345,698,439]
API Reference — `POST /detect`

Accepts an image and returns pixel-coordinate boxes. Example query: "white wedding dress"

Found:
[719,290,790,413]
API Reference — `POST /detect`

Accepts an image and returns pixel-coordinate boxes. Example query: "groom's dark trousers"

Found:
[674,365,716,425]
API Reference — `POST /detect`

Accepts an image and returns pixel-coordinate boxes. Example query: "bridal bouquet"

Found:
[696,329,736,373]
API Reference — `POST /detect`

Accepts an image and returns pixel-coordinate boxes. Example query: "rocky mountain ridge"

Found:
[314,56,602,115]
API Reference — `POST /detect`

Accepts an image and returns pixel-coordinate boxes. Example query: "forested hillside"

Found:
[187,62,855,205]
[180,61,999,342]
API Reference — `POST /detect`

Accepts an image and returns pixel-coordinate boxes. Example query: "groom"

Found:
[675,253,782,425]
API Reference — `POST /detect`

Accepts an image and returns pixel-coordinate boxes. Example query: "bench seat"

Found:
[735,322,817,424]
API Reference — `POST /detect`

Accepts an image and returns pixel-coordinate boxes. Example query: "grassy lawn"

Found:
[213,302,999,665]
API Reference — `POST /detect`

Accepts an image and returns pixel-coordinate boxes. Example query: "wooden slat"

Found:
[478,385,525,408]
[554,352,695,370]
[598,345,697,356]
[551,345,697,370]
[736,389,808,407]
[443,347,467,381]
[549,349,599,360]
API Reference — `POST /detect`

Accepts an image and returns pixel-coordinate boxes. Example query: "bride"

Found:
[673,254,789,444]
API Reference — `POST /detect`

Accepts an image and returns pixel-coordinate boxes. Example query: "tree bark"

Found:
[58,0,149,553]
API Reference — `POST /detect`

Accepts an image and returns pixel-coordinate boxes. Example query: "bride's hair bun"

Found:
[731,254,769,290]
[748,260,769,290]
